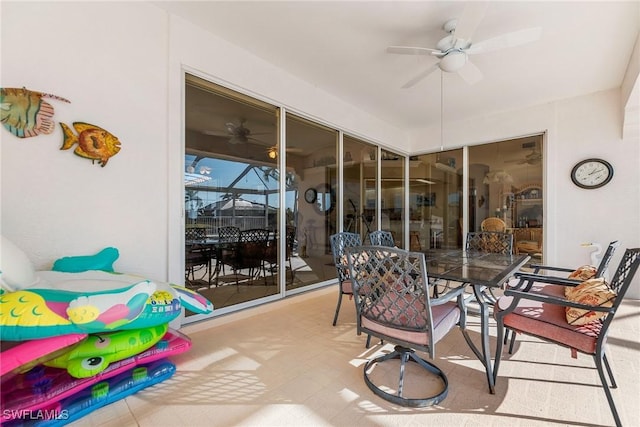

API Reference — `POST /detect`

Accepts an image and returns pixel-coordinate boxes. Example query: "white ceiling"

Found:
[156,1,639,132]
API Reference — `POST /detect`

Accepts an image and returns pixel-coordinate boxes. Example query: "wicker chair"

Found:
[346,245,470,407]
[329,232,362,326]
[494,248,640,427]
[480,217,507,232]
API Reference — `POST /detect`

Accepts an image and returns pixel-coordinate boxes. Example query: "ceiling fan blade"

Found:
[454,2,489,42]
[387,46,440,56]
[202,130,230,137]
[467,27,542,55]
[225,122,237,134]
[402,63,440,89]
[457,59,483,85]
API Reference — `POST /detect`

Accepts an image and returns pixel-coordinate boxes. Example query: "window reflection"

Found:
[285,113,338,291]
[409,150,463,249]
[184,74,280,313]
[343,135,377,243]
[468,136,544,262]
[380,149,406,248]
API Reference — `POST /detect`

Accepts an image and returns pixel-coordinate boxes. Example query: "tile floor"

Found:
[72,287,639,427]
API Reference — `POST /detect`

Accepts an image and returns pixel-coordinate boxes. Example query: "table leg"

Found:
[472,284,496,394]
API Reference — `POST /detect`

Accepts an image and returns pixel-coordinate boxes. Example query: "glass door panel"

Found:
[285,113,338,292]
[185,74,279,312]
[380,149,406,248]
[343,135,377,243]
[410,150,463,249]
[468,135,543,261]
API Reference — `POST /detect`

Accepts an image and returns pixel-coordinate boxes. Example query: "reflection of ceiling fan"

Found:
[387,3,541,88]
[266,145,305,159]
[505,144,542,165]
[203,118,270,145]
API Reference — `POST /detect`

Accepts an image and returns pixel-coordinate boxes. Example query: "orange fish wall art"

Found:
[0,87,71,138]
[60,122,121,167]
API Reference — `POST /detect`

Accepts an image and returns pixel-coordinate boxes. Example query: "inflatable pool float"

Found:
[0,237,213,341]
[44,324,168,378]
[0,334,87,377]
[4,359,176,427]
[0,329,190,423]
[0,281,155,341]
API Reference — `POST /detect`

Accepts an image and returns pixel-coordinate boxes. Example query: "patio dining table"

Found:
[420,249,530,394]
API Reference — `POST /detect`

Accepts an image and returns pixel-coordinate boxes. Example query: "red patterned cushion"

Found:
[568,265,597,281]
[565,278,615,325]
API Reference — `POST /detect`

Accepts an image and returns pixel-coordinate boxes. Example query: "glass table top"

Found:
[420,249,530,287]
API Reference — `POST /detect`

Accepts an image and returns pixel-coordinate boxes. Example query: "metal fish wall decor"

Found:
[60,122,121,167]
[0,87,71,138]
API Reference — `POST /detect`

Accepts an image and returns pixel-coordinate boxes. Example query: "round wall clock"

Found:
[304,188,317,204]
[570,158,614,189]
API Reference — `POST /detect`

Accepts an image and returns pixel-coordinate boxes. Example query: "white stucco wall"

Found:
[2,2,639,297]
[1,1,170,281]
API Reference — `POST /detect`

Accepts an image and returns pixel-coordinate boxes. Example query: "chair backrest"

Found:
[481,217,507,232]
[218,226,240,243]
[595,240,620,277]
[369,230,395,247]
[240,228,269,242]
[466,231,514,254]
[346,245,437,356]
[185,227,206,241]
[599,248,640,332]
[329,232,362,283]
[285,226,296,259]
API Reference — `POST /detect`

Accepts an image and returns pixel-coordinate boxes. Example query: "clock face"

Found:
[304,188,317,204]
[571,159,613,189]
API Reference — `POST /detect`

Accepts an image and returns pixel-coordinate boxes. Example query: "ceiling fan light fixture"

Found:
[439,51,466,72]
[268,147,278,159]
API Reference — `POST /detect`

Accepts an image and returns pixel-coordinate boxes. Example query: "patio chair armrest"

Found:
[513,272,581,287]
[528,264,575,274]
[503,288,614,313]
[431,282,467,306]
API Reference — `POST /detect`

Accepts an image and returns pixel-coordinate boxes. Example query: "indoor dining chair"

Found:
[346,245,470,407]
[493,247,640,427]
[480,217,507,232]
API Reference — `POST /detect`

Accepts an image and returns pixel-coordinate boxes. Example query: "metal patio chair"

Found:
[494,248,640,427]
[346,245,470,407]
[329,231,362,326]
[369,230,395,247]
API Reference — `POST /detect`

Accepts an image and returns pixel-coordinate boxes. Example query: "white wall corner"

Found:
[621,32,640,141]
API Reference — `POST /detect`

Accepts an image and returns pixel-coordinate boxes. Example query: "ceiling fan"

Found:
[387,2,541,88]
[505,144,542,165]
[203,118,270,145]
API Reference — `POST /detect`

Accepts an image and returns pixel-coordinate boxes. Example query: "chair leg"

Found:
[363,345,448,407]
[594,353,622,427]
[508,329,517,354]
[602,353,617,388]
[332,291,343,326]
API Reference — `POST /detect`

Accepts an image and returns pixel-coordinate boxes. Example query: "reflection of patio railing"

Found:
[187,215,272,234]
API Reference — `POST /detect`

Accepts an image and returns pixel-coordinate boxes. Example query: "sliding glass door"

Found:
[184,74,280,312]
[409,150,463,249]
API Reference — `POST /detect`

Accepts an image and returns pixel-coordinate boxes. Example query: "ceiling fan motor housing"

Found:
[439,50,467,72]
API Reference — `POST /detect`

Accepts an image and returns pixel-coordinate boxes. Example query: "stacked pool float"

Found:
[0,236,213,426]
